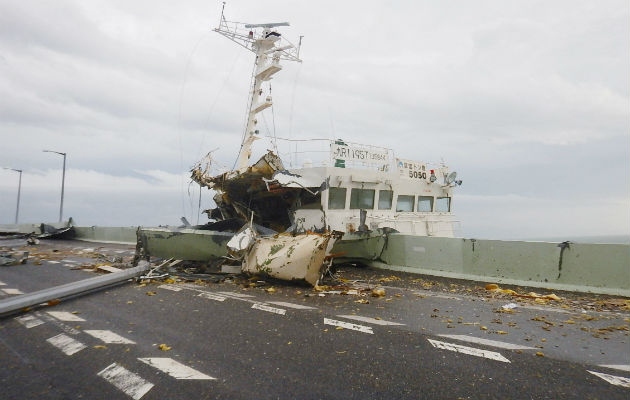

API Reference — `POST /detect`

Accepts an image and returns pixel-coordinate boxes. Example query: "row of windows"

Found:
[328,188,451,212]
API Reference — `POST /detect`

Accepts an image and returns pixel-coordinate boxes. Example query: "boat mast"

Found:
[214,8,302,173]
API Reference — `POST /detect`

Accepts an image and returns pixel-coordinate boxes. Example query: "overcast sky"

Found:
[0,0,628,240]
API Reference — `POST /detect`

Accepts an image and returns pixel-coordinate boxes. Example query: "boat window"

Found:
[350,188,375,209]
[396,195,414,212]
[417,196,434,212]
[328,187,347,209]
[436,197,451,212]
[298,191,322,210]
[378,190,393,210]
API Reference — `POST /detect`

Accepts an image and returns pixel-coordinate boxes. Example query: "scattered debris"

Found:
[0,250,29,266]
[158,344,172,351]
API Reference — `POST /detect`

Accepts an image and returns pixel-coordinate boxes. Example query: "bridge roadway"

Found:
[0,239,628,399]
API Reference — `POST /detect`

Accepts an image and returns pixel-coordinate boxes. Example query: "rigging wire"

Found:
[177,31,210,222]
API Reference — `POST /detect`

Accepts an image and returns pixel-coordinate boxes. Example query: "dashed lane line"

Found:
[15,314,45,329]
[427,339,511,363]
[267,301,317,310]
[252,303,286,315]
[46,311,86,322]
[157,284,182,292]
[46,333,87,356]
[337,315,405,326]
[2,288,24,295]
[217,291,255,298]
[138,358,216,380]
[0,280,5,286]
[587,370,630,388]
[598,364,630,373]
[98,363,154,400]
[198,292,226,302]
[324,318,374,334]
[84,330,136,344]
[437,334,536,351]
[47,261,61,264]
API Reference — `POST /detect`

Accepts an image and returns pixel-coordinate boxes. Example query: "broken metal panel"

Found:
[331,229,392,261]
[0,262,151,318]
[0,251,29,266]
[139,228,233,262]
[242,233,336,286]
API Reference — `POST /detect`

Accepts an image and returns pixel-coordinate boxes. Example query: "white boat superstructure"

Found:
[192,10,462,240]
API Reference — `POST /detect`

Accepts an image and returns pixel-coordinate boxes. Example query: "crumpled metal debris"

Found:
[0,250,29,266]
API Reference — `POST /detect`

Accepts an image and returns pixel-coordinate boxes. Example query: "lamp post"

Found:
[2,167,22,224]
[43,150,66,223]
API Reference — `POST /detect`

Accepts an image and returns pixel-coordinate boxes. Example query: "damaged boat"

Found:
[138,9,462,286]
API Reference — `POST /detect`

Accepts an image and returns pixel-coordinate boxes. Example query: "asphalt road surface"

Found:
[1,239,628,399]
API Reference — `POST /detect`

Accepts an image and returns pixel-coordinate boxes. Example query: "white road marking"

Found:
[81,248,95,252]
[2,288,24,295]
[414,291,462,301]
[324,318,374,334]
[46,311,86,322]
[587,370,630,388]
[438,334,536,350]
[98,363,154,400]
[252,303,286,315]
[15,315,45,328]
[427,339,510,363]
[598,364,630,373]
[84,330,136,344]
[198,292,226,301]
[0,280,5,285]
[338,315,405,326]
[157,284,182,292]
[267,301,316,310]
[138,358,216,380]
[60,259,78,264]
[47,261,61,264]
[114,250,126,254]
[46,334,86,355]
[218,291,254,298]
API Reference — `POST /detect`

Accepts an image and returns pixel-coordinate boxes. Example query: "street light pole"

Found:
[2,168,22,224]
[43,150,67,223]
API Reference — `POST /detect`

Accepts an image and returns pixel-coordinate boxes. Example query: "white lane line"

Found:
[15,315,45,328]
[98,363,154,400]
[46,333,86,356]
[0,280,5,286]
[2,288,24,295]
[252,303,286,315]
[438,334,536,351]
[46,311,86,322]
[198,292,226,302]
[84,330,136,344]
[47,261,61,264]
[138,358,216,380]
[337,315,405,326]
[218,291,255,298]
[114,250,126,254]
[157,284,182,292]
[267,301,316,310]
[427,339,510,363]
[324,318,374,334]
[587,370,630,388]
[598,364,630,373]
[60,259,78,264]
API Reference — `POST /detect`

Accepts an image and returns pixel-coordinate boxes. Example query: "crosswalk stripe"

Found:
[46,333,86,356]
[438,334,535,350]
[84,330,136,344]
[138,358,216,380]
[587,370,630,388]
[46,311,86,322]
[337,315,404,326]
[427,339,510,363]
[15,315,45,328]
[324,318,373,334]
[98,363,154,400]
[2,288,24,295]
